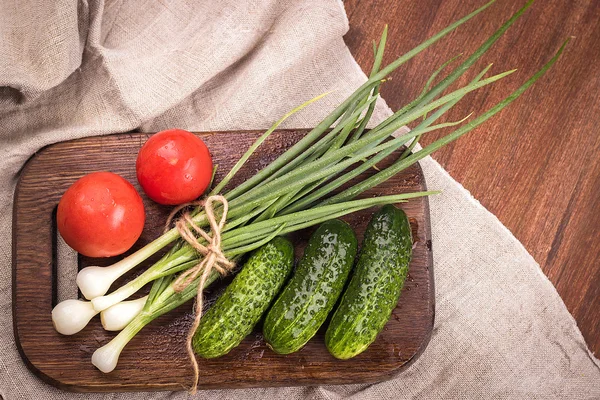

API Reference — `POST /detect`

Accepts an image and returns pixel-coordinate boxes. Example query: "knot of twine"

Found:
[164,195,234,394]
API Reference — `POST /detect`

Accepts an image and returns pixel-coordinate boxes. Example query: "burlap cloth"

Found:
[1,1,599,399]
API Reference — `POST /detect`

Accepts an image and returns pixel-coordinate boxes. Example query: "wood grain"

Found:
[344,0,600,356]
[12,130,433,392]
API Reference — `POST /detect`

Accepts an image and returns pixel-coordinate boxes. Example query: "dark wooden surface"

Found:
[12,130,433,392]
[345,0,600,356]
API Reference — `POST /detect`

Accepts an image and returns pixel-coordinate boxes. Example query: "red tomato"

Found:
[57,172,145,258]
[136,129,213,205]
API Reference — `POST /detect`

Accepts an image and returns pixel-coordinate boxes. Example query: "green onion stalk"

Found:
[86,0,568,375]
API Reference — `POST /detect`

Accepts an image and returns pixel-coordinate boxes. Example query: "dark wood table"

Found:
[344,0,600,356]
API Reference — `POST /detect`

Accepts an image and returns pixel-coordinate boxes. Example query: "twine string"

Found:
[164,195,234,394]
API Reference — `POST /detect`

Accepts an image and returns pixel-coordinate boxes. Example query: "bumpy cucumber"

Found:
[325,205,412,359]
[263,220,357,354]
[192,237,294,358]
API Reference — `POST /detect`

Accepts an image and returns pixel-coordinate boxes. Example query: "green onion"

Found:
[59,0,568,374]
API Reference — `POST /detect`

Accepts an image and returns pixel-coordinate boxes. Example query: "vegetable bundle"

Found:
[51,0,567,392]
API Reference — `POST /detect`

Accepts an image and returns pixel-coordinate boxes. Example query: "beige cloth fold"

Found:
[1,0,599,399]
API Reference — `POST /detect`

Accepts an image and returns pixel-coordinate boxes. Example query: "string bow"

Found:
[167,195,234,394]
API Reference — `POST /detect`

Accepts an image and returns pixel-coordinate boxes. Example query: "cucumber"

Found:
[325,205,412,359]
[263,219,357,354]
[192,236,294,358]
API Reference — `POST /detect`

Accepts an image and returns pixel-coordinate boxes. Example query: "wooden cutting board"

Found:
[12,129,434,392]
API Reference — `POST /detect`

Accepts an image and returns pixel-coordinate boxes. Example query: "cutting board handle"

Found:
[12,172,62,386]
